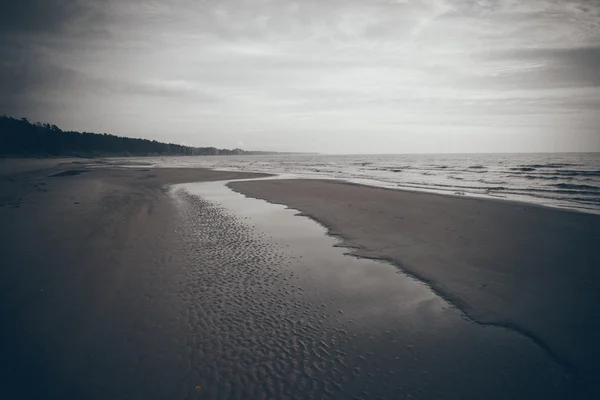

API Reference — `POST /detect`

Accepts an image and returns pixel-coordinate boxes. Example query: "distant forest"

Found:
[0,115,276,157]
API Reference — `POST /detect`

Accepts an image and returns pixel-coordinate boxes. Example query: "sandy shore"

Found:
[229,178,600,392]
[1,160,597,398]
[0,161,268,399]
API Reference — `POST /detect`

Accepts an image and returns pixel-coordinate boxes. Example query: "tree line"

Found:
[0,115,254,157]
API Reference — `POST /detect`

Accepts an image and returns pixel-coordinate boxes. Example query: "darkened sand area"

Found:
[0,160,597,399]
[229,178,600,394]
[0,160,268,398]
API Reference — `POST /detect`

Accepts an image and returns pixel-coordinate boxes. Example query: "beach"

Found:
[229,179,600,390]
[1,160,598,398]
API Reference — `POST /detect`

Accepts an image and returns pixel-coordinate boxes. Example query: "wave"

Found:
[551,183,600,191]
[479,179,507,185]
[571,197,600,204]
[510,167,536,172]
[367,167,404,172]
[555,170,600,177]
[494,186,600,197]
[510,174,561,180]
[519,163,580,169]
[498,190,600,204]
[507,169,600,179]
[400,181,509,192]
[396,180,600,198]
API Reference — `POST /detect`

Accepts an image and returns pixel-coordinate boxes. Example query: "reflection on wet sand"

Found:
[169,181,570,399]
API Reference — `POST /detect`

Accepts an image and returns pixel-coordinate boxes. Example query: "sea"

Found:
[108,152,600,214]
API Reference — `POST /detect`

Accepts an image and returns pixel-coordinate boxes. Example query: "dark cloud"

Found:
[0,0,106,37]
[482,46,600,89]
[0,0,109,117]
[520,46,600,87]
[0,53,218,119]
[0,52,84,117]
[115,80,221,103]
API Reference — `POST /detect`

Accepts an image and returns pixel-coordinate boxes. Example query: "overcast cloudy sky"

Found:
[1,0,599,153]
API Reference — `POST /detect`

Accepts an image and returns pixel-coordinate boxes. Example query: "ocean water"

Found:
[109,152,600,214]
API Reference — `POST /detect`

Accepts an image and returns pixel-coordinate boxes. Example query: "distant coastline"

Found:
[0,115,299,158]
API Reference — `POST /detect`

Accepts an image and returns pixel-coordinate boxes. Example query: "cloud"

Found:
[0,0,108,38]
[1,0,600,152]
[0,54,82,117]
[504,46,600,87]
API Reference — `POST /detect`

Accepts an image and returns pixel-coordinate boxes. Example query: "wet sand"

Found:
[229,178,600,395]
[0,161,595,398]
[172,181,572,399]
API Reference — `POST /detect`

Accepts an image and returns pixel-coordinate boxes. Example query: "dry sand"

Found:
[0,160,268,399]
[229,178,600,391]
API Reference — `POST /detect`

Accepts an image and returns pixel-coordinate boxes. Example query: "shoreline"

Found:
[187,164,600,215]
[8,155,594,215]
[286,176,600,216]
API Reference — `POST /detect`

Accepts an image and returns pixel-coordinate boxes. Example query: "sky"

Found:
[1,0,599,154]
